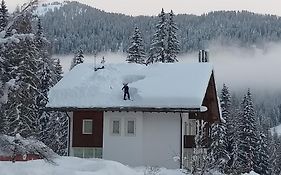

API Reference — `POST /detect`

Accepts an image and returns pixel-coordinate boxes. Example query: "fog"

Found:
[55,42,281,94]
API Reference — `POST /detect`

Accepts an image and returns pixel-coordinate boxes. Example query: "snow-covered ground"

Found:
[271,123,281,136]
[0,156,259,175]
[0,157,185,175]
[34,1,65,16]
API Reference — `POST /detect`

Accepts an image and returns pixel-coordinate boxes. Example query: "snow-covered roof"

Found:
[47,63,214,110]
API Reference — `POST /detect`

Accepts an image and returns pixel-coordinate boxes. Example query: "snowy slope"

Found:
[0,157,185,175]
[271,124,281,136]
[47,63,213,109]
[34,1,65,16]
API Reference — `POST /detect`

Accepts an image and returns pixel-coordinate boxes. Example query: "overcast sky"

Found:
[6,0,281,16]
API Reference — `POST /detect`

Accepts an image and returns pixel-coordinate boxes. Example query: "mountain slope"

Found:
[40,1,281,54]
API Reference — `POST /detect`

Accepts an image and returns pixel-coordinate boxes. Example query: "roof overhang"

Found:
[45,106,201,113]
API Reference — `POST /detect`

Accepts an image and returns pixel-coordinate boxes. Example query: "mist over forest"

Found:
[57,41,281,92]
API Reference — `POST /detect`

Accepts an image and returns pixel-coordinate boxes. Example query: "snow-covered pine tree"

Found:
[35,17,56,116]
[126,27,146,64]
[233,89,259,174]
[147,8,167,64]
[54,112,68,155]
[54,58,63,82]
[70,49,84,70]
[35,18,44,46]
[0,0,8,31]
[0,0,43,138]
[219,84,238,173]
[270,132,281,175]
[166,10,180,63]
[254,132,271,175]
[13,11,33,34]
[3,34,41,137]
[209,120,229,172]
[208,84,231,172]
[33,18,68,156]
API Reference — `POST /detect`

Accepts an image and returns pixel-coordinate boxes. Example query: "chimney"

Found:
[199,50,202,63]
[198,50,209,63]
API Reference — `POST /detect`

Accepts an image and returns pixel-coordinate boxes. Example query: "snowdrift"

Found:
[0,156,185,175]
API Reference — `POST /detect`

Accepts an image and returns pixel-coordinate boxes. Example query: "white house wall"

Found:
[143,112,181,169]
[103,111,182,169]
[103,112,144,166]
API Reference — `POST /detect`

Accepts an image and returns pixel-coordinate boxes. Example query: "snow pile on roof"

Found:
[47,63,213,109]
[271,124,281,136]
[0,156,186,175]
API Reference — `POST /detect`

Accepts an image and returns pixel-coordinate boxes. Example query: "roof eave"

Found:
[45,106,201,113]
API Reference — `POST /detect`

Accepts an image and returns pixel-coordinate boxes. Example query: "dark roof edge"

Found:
[45,107,201,113]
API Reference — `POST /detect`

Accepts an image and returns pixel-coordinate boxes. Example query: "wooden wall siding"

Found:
[186,73,219,148]
[202,72,220,123]
[72,111,103,147]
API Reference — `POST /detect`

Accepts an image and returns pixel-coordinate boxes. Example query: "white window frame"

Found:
[73,147,102,158]
[125,118,136,136]
[82,119,93,134]
[189,119,196,135]
[110,118,121,136]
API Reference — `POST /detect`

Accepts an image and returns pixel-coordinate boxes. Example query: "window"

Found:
[126,119,136,136]
[112,120,120,135]
[73,147,83,158]
[83,148,94,158]
[73,147,102,158]
[185,119,196,135]
[83,119,93,134]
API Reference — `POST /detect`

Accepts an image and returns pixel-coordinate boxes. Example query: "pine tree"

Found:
[166,10,180,63]
[147,8,167,64]
[0,0,8,31]
[13,11,33,34]
[33,18,67,156]
[35,17,55,116]
[54,58,63,82]
[3,35,41,137]
[254,132,271,175]
[270,133,281,175]
[209,121,229,172]
[126,27,146,64]
[35,18,44,46]
[208,84,231,172]
[70,49,84,70]
[233,89,259,174]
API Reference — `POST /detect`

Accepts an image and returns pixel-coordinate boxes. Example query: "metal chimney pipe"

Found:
[199,50,202,63]
[205,51,209,62]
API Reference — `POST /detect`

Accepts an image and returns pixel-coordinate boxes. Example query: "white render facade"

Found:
[68,111,199,169]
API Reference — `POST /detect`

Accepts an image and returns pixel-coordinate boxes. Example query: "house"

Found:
[46,61,221,169]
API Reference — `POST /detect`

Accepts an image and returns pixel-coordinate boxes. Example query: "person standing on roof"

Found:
[122,83,130,100]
